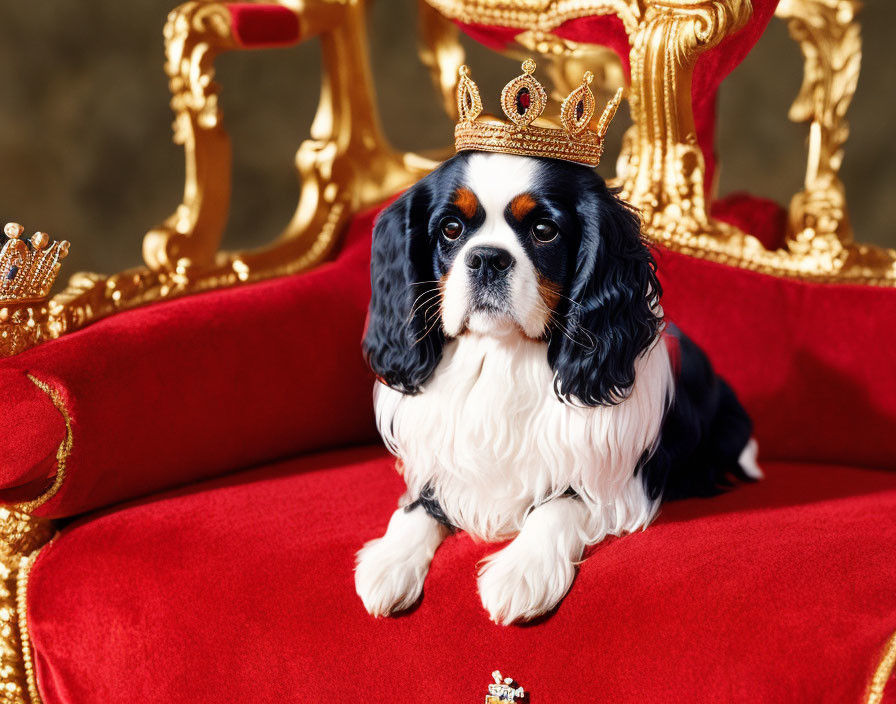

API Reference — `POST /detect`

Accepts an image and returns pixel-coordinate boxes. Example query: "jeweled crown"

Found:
[455,59,623,167]
[0,223,70,304]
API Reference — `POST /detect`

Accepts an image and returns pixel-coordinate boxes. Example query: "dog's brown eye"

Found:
[440,217,463,241]
[531,219,558,243]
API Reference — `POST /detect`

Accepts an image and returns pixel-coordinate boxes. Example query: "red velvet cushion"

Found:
[27,446,896,703]
[455,0,781,199]
[0,211,379,519]
[0,369,66,503]
[657,247,896,471]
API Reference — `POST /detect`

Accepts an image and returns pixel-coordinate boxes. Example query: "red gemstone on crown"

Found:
[516,88,530,114]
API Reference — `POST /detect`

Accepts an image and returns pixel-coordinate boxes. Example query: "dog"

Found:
[355,150,760,624]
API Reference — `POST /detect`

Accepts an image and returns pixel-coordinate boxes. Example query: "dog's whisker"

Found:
[408,290,443,322]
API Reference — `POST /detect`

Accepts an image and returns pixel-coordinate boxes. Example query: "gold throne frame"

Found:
[2,1,895,702]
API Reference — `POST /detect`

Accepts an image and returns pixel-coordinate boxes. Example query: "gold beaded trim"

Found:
[16,542,51,704]
[455,119,603,165]
[422,0,636,33]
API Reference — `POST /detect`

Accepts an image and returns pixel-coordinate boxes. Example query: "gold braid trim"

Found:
[15,543,51,704]
[867,630,896,704]
[15,375,73,514]
[0,530,53,704]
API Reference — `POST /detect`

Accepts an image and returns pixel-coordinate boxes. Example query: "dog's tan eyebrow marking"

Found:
[452,187,479,219]
[510,193,537,221]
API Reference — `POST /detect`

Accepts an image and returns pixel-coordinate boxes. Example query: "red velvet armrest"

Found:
[0,209,380,519]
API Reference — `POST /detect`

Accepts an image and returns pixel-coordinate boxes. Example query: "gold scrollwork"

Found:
[0,0,434,358]
[621,1,752,234]
[143,2,237,271]
[776,0,866,260]
[514,30,625,107]
[423,0,642,35]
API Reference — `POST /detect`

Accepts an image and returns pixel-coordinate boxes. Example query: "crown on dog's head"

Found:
[454,59,622,167]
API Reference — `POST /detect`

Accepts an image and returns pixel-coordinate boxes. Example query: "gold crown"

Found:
[0,223,70,304]
[455,59,623,167]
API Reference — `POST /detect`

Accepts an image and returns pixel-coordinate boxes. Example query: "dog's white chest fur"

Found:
[374,331,673,542]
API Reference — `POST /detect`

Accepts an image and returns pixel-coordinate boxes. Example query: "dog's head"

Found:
[363,151,662,405]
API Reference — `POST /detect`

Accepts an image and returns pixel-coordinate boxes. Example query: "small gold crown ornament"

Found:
[0,223,70,304]
[455,59,623,167]
[485,670,525,703]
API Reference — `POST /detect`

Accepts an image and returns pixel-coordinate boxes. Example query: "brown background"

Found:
[1,1,894,278]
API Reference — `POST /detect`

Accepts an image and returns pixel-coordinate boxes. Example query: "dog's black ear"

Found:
[363,183,444,393]
[548,184,662,406]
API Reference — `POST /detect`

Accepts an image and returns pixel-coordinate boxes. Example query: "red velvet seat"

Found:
[5,199,896,701]
[28,445,896,703]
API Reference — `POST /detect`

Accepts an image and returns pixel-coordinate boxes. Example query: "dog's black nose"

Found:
[465,246,515,275]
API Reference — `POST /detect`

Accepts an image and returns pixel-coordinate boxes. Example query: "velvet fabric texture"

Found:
[456,0,781,198]
[28,446,896,703]
[0,369,64,502]
[657,247,896,471]
[227,4,300,48]
[0,210,379,518]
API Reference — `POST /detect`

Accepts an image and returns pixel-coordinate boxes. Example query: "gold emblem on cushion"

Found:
[485,670,526,703]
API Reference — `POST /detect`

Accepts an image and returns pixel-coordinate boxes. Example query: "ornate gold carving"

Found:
[1,0,433,358]
[515,31,625,99]
[774,0,891,277]
[620,1,751,232]
[143,2,237,271]
[0,514,53,704]
[777,0,860,247]
[423,0,642,34]
[0,305,46,358]
[226,2,433,281]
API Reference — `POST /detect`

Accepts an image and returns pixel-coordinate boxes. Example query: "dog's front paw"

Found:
[477,540,577,625]
[354,536,429,617]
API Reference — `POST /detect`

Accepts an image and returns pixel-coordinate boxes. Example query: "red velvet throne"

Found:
[1,1,895,702]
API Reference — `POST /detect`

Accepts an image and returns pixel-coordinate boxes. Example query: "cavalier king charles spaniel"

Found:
[355,151,760,624]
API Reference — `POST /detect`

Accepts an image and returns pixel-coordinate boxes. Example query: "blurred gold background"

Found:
[1,1,894,278]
